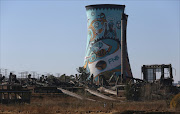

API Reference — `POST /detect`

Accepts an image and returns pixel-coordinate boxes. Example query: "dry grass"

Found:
[0,94,178,114]
[170,93,180,111]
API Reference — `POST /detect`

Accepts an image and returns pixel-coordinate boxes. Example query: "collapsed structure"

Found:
[142,64,173,83]
[84,4,133,84]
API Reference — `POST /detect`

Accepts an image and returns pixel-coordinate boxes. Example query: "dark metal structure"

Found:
[0,85,31,104]
[142,64,173,83]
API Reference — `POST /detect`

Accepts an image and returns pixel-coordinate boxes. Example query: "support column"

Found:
[161,65,164,79]
[142,65,147,81]
[121,14,126,83]
[169,64,173,79]
[153,68,156,81]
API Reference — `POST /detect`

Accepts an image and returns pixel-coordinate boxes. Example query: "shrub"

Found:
[170,93,180,110]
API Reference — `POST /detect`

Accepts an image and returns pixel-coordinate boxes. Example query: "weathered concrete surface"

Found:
[98,87,117,95]
[57,88,96,101]
[85,89,115,101]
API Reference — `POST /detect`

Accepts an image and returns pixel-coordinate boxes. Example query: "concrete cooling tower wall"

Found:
[84,4,133,83]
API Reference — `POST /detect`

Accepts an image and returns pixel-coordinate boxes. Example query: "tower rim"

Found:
[85,4,125,10]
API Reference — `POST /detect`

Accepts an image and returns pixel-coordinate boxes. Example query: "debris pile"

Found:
[0,64,179,104]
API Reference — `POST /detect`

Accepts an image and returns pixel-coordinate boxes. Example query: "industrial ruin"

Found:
[0,4,179,107]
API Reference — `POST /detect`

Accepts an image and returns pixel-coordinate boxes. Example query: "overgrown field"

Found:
[0,94,179,114]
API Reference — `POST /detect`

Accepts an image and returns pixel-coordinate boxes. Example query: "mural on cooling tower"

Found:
[84,5,132,81]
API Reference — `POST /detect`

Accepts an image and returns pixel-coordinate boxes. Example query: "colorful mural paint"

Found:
[84,4,132,82]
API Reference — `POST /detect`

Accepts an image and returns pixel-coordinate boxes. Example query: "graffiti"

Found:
[88,13,107,42]
[116,21,121,29]
[94,22,99,28]
[91,12,95,16]
[104,21,117,39]
[108,55,119,64]
[96,49,107,57]
[85,5,127,80]
[88,39,119,60]
[96,60,107,70]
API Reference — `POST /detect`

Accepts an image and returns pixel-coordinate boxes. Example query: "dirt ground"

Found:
[0,94,179,114]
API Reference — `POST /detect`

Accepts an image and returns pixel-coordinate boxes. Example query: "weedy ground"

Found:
[0,94,179,114]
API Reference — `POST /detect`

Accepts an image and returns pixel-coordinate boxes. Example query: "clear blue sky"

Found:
[0,0,179,82]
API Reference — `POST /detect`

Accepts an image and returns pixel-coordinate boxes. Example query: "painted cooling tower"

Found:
[84,4,132,82]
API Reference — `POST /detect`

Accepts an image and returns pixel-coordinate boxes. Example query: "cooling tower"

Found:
[84,4,133,83]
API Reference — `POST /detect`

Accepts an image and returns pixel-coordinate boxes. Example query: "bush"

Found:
[170,93,180,110]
